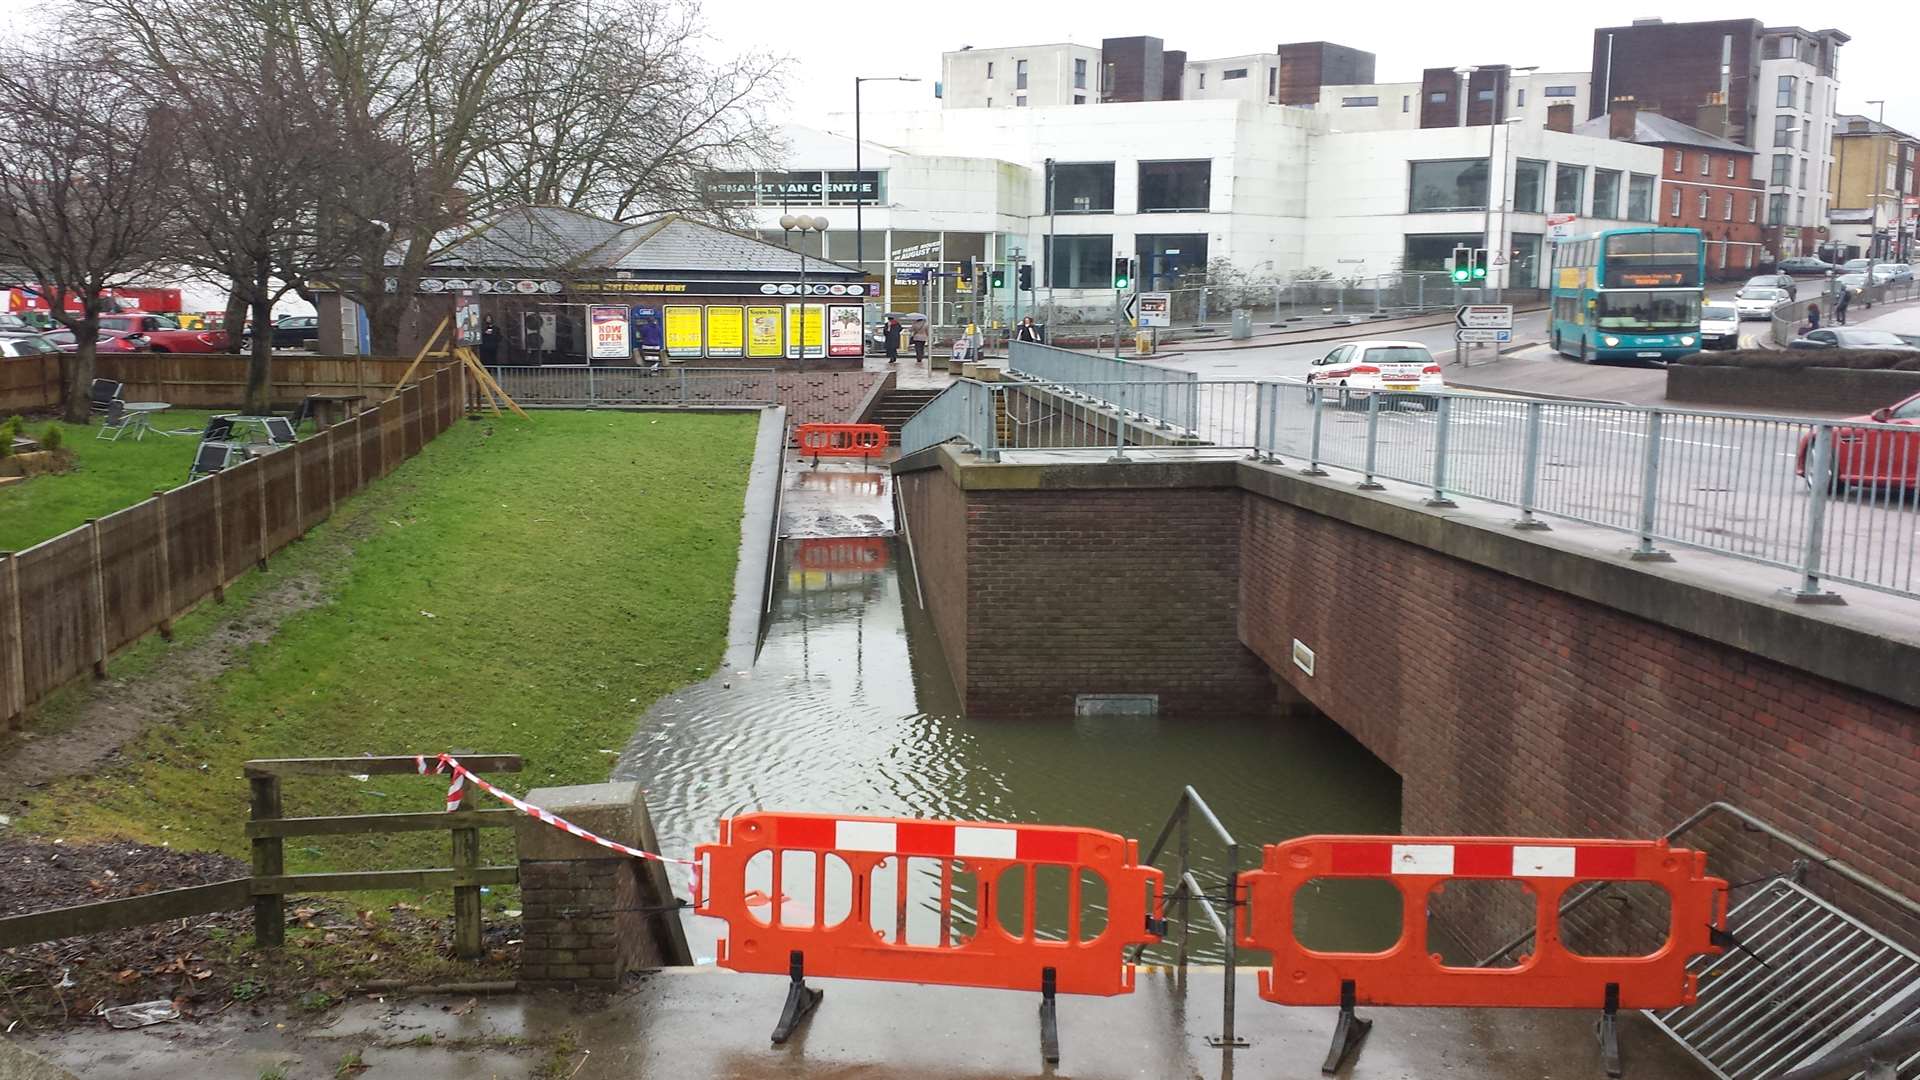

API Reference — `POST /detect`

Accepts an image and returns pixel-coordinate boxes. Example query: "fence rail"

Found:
[0,364,466,727]
[900,372,1920,602]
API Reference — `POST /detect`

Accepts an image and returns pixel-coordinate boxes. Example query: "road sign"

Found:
[1456,304,1514,329]
[1137,292,1171,328]
[1123,293,1139,324]
[1456,329,1512,343]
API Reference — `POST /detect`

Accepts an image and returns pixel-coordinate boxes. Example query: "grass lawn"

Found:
[20,410,757,879]
[0,408,225,551]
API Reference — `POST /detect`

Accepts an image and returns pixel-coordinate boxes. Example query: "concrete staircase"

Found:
[867,387,943,441]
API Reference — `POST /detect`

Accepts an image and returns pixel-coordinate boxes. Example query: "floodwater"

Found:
[613,462,1401,964]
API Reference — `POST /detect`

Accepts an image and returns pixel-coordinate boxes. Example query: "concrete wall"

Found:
[1666,363,1920,413]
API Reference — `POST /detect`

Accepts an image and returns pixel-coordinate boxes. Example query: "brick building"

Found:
[1578,102,1765,278]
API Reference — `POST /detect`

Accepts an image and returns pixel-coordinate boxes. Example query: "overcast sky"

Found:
[719,0,1918,136]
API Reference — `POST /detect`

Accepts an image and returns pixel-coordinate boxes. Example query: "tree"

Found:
[0,49,177,421]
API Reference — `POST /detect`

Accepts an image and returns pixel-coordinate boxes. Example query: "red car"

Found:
[1796,389,1920,490]
[98,312,227,352]
[44,328,152,353]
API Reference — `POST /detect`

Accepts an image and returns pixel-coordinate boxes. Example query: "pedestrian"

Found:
[1015,315,1041,344]
[883,317,901,365]
[1803,302,1821,333]
[478,316,501,365]
[909,316,928,364]
[1835,287,1851,325]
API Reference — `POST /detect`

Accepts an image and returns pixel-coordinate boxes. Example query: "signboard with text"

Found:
[588,304,630,359]
[1455,304,1513,329]
[1137,292,1171,328]
[785,303,826,359]
[663,305,704,357]
[827,305,865,358]
[747,307,783,357]
[705,306,745,358]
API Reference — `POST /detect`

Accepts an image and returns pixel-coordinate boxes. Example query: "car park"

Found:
[98,312,227,352]
[1305,339,1445,406]
[1734,287,1789,319]
[1777,257,1835,275]
[1744,272,1796,299]
[1786,328,1920,351]
[1796,388,1920,491]
[1698,301,1739,350]
[0,333,58,357]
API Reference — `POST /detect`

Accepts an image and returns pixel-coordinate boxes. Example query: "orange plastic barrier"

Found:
[1238,835,1728,1011]
[794,423,888,458]
[793,537,889,573]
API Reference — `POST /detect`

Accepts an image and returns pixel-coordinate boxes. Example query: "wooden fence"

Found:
[0,364,466,726]
[2,353,441,413]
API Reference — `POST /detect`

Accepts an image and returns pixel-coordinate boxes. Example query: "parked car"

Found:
[1743,272,1796,299]
[1834,272,1868,293]
[1305,339,1445,407]
[43,328,152,353]
[269,315,319,349]
[1777,256,1835,275]
[1698,301,1740,350]
[97,312,227,352]
[1796,388,1920,491]
[1734,287,1789,319]
[1786,328,1920,351]
[0,332,58,357]
[1871,263,1914,284]
[1842,258,1872,274]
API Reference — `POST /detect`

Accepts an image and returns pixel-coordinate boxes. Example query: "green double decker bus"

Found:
[1549,227,1706,362]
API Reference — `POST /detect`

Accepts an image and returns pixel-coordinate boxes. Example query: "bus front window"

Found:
[1594,290,1701,331]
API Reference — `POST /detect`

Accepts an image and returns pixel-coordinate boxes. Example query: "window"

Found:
[1074,58,1087,89]
[1671,149,1684,172]
[1047,162,1115,213]
[986,97,992,107]
[1043,234,1114,289]
[1430,91,1448,104]
[1136,233,1208,290]
[1408,158,1489,212]
[1016,59,1028,90]
[1268,67,1277,98]
[1223,68,1248,80]
[986,62,994,79]
[1137,160,1211,212]
[1723,194,1734,220]
[1627,173,1654,221]
[1799,158,1808,188]
[1797,195,1805,220]
[1594,291,1702,331]
[1512,159,1546,213]
[1402,95,1410,112]
[1768,193,1787,225]
[1198,72,1205,89]
[1074,95,1086,105]
[1699,154,1711,176]
[1776,75,1795,108]
[1697,192,1710,218]
[1516,88,1526,107]
[1727,157,1736,179]
[1771,153,1791,187]
[1475,88,1494,102]
[1016,95,1027,107]
[1544,84,1577,97]
[1773,115,1795,147]
[1592,169,1621,218]
[1553,163,1585,214]
[1800,124,1808,150]
[1748,196,1758,223]
[1670,187,1681,217]
[1404,233,1485,273]
[1341,96,1379,107]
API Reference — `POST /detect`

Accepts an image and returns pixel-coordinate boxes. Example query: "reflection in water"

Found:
[614,537,1402,962]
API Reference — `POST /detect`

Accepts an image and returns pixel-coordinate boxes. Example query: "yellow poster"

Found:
[747,306,782,357]
[664,305,703,357]
[706,306,745,357]
[785,303,825,359]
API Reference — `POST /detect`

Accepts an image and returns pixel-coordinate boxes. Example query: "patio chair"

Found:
[95,398,129,441]
[89,378,123,415]
[260,417,297,445]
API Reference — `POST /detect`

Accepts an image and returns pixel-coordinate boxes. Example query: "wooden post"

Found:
[152,492,174,640]
[255,462,268,568]
[211,473,227,603]
[249,774,285,948]
[450,775,483,959]
[1,553,23,728]
[323,429,337,518]
[85,519,107,678]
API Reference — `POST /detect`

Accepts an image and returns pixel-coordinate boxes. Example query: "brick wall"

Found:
[1240,496,1920,951]
[895,467,970,691]
[960,486,1271,718]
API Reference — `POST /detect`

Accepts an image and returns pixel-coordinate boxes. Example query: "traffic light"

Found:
[1471,247,1489,281]
[1112,255,1133,290]
[960,255,974,286]
[1450,246,1472,284]
[1017,264,1034,291]
[990,266,1006,289]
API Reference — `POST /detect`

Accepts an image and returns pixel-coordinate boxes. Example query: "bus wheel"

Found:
[1551,330,1561,355]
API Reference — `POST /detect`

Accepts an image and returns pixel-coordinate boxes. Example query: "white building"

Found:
[940,43,1102,110]
[1315,72,1589,134]
[1755,26,1847,252]
[1183,54,1283,104]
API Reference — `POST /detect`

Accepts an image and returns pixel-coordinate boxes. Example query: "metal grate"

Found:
[1648,877,1920,1080]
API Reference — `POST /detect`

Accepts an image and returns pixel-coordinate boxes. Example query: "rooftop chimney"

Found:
[1546,102,1574,133]
[1609,96,1639,140]
[1695,101,1729,139]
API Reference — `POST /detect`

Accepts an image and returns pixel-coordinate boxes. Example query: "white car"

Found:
[1733,287,1789,320]
[1305,339,1445,406]
[1699,302,1739,350]
[1870,264,1914,284]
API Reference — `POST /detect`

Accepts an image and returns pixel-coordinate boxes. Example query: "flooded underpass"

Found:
[614,457,1403,964]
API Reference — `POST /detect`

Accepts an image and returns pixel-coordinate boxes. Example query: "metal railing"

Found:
[900,372,1920,602]
[1007,341,1199,428]
[488,366,777,407]
[1132,787,1245,1053]
[1770,279,1920,345]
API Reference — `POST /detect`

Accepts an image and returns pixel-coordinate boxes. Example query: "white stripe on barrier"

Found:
[955,825,1018,860]
[837,820,897,853]
[1391,843,1455,875]
[1513,845,1577,877]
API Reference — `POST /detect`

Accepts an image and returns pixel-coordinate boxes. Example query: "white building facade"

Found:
[1755,26,1847,255]
[940,43,1101,110]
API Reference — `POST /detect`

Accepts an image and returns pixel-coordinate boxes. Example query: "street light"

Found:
[780,214,829,358]
[854,76,921,269]
[1483,65,1537,294]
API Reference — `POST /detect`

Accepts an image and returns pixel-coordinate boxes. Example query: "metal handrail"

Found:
[1774,1018,1920,1080]
[1477,800,1920,968]
[1132,786,1244,1051]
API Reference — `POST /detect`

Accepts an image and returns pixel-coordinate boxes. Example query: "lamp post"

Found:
[854,76,920,271]
[780,214,829,358]
[1480,65,1536,295]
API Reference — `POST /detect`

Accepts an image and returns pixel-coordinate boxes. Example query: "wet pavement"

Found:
[24,970,1711,1078]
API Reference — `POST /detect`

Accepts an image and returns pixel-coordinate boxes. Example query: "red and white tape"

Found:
[415,753,699,893]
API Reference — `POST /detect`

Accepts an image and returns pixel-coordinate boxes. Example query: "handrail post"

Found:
[250,773,284,948]
[1425,395,1456,507]
[1358,392,1384,490]
[1628,411,1672,561]
[1109,390,1128,463]
[587,365,598,407]
[1176,805,1191,977]
[1248,383,1267,461]
[1263,381,1283,464]
[981,385,1001,463]
[1514,401,1550,530]
[1220,850,1242,1051]
[451,770,483,959]
[1783,424,1842,603]
[1302,387,1328,476]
